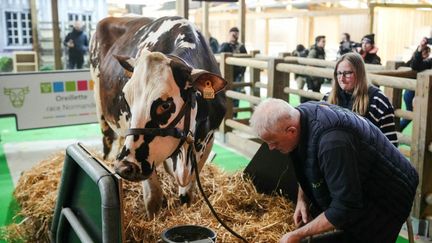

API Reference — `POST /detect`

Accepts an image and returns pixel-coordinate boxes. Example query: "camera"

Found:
[427,38,432,45]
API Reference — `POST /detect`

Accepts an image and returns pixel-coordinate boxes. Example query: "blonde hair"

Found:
[328,52,369,116]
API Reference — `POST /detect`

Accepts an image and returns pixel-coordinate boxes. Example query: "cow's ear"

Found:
[113,54,135,78]
[191,69,227,99]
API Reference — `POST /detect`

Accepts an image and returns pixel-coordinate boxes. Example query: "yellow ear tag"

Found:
[203,80,215,99]
[124,70,133,78]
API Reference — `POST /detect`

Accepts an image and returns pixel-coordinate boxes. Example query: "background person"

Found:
[400,39,431,131]
[303,35,326,103]
[291,44,309,90]
[337,32,355,57]
[209,35,220,54]
[358,33,381,65]
[250,98,418,243]
[323,52,398,146]
[219,27,247,110]
[64,21,89,69]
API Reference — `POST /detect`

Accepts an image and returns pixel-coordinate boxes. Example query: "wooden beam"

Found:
[51,0,62,70]
[225,90,263,105]
[239,0,246,44]
[225,57,267,69]
[30,0,40,70]
[202,2,209,38]
[176,0,189,19]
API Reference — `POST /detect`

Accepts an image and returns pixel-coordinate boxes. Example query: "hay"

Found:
[2,150,296,242]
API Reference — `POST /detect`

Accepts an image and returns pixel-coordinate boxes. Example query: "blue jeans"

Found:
[400,90,415,131]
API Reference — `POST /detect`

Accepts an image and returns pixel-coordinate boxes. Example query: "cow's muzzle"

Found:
[114,159,153,181]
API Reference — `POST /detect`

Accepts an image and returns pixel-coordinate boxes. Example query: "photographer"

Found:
[337,33,356,58]
[410,37,432,71]
[400,37,432,131]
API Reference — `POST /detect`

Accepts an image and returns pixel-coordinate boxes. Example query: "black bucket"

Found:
[161,225,217,243]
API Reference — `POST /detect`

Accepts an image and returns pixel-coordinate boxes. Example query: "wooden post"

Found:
[239,0,246,44]
[384,61,405,131]
[219,53,234,140]
[249,50,261,97]
[51,0,62,70]
[30,0,40,70]
[176,0,189,19]
[278,52,291,102]
[267,58,287,100]
[202,2,209,39]
[411,72,432,218]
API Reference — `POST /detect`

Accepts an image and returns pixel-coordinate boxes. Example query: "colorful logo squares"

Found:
[40,82,52,93]
[53,82,64,92]
[41,80,93,93]
[65,81,76,91]
[77,80,88,91]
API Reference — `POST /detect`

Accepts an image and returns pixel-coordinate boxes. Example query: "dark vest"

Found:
[294,102,418,221]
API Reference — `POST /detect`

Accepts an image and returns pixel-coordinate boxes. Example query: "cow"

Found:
[89,16,227,218]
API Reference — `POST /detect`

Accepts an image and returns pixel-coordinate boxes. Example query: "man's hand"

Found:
[294,188,311,227]
[280,232,302,243]
[67,39,75,48]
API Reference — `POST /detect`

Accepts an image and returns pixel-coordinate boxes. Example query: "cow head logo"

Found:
[111,51,226,182]
[4,87,30,108]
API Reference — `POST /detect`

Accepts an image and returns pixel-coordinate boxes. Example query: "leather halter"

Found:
[124,89,196,150]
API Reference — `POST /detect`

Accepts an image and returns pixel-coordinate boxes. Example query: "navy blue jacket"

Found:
[64,29,89,55]
[292,102,418,241]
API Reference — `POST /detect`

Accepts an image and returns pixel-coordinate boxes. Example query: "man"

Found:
[219,27,247,83]
[64,21,89,69]
[219,27,247,110]
[304,35,326,103]
[249,98,418,243]
[337,32,355,57]
[359,33,381,65]
[400,37,432,131]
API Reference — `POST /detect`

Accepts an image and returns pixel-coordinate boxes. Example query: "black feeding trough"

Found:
[161,225,217,243]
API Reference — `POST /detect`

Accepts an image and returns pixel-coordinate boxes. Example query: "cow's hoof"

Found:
[179,194,190,204]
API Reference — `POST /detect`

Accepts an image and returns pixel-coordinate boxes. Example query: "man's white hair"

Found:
[250,98,295,137]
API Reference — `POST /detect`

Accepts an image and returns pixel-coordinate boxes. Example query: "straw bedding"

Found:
[2,150,296,242]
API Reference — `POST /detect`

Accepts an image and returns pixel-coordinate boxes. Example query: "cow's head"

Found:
[113,51,226,181]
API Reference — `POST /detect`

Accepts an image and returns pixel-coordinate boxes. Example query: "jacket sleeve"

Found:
[240,44,247,54]
[318,131,365,229]
[219,43,230,53]
[369,91,398,147]
[307,49,317,59]
[63,33,71,46]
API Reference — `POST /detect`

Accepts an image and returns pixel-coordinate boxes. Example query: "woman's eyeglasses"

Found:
[336,71,354,78]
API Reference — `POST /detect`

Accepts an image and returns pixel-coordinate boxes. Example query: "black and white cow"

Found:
[90,16,226,217]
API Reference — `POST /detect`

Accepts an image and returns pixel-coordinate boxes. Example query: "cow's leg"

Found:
[142,169,163,219]
[100,115,116,160]
[179,137,215,205]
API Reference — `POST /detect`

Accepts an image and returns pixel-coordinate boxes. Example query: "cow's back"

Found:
[91,16,225,131]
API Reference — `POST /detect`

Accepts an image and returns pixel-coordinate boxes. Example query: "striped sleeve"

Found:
[366,91,399,147]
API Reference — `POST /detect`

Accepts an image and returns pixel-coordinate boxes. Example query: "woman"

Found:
[323,52,398,146]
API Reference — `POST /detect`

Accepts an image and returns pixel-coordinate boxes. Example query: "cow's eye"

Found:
[157,101,172,115]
